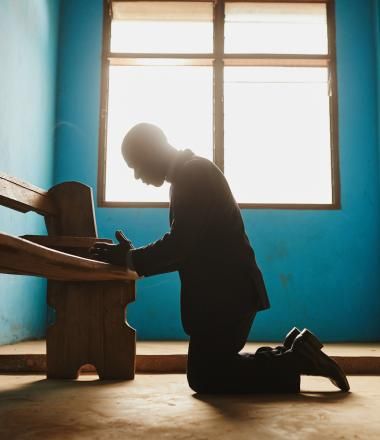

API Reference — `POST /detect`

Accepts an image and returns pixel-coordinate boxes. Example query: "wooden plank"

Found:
[0,354,379,375]
[22,235,112,248]
[0,354,186,374]
[0,354,46,373]
[22,235,113,259]
[0,232,137,281]
[136,355,187,374]
[0,172,56,216]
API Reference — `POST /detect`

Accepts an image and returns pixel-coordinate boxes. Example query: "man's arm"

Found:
[127,247,178,276]
[130,160,215,277]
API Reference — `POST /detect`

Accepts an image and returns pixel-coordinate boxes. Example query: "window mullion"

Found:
[213,0,225,172]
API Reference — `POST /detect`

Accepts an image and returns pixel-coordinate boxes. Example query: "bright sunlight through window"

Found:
[100,1,338,207]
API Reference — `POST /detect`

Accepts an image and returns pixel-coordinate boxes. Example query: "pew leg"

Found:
[47,281,136,380]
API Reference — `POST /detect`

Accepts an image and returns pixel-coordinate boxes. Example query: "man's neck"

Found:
[165,149,180,183]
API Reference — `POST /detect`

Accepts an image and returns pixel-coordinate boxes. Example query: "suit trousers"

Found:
[187,310,301,394]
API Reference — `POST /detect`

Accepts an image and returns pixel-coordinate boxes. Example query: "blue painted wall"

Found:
[375,0,380,166]
[0,0,60,344]
[55,0,380,342]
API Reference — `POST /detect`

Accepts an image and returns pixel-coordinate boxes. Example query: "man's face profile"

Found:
[126,149,166,187]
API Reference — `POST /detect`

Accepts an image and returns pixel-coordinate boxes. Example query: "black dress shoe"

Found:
[284,327,302,350]
[291,329,350,392]
[256,327,301,355]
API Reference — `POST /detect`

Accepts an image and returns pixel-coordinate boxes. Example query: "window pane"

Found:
[224,67,332,204]
[225,2,328,54]
[105,65,213,203]
[111,1,213,53]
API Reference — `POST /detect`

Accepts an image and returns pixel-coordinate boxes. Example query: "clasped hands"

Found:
[89,230,134,266]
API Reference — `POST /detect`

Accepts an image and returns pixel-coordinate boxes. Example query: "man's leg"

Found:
[187,311,301,394]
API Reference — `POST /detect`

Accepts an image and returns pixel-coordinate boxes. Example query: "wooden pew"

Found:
[0,172,136,380]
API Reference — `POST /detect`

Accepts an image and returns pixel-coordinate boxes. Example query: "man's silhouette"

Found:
[91,123,349,393]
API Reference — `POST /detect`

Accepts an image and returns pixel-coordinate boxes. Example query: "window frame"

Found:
[97,0,340,209]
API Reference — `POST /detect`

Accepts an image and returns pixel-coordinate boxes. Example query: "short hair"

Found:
[121,123,168,164]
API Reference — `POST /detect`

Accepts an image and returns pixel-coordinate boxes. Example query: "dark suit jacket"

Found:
[131,150,270,335]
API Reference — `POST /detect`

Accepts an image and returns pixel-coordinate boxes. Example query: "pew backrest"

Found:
[0,172,56,216]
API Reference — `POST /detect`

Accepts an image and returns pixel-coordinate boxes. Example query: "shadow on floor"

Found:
[193,387,353,421]
[0,374,360,440]
[0,373,128,406]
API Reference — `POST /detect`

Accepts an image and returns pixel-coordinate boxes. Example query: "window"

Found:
[98,0,339,208]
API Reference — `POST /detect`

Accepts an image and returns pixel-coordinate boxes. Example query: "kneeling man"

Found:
[91,123,349,394]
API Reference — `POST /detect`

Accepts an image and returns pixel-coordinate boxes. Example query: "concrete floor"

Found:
[0,374,379,439]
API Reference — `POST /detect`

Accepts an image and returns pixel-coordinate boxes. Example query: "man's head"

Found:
[121,123,174,186]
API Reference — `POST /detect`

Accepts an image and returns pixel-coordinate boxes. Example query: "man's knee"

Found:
[186,360,221,394]
[187,365,210,393]
[187,372,205,393]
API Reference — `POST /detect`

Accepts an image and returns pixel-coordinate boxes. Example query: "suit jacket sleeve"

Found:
[130,160,214,277]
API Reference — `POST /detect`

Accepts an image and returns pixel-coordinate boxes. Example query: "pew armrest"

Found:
[0,232,137,282]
